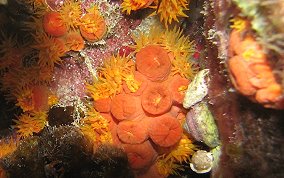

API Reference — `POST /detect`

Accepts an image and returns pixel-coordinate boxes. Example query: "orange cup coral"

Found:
[136,45,171,81]
[43,12,67,37]
[110,94,144,121]
[228,29,283,109]
[141,83,172,115]
[79,12,107,42]
[123,140,157,169]
[149,115,182,147]
[64,31,85,51]
[116,120,149,144]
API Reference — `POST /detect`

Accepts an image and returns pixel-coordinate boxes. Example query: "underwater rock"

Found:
[0,126,133,178]
[184,102,220,148]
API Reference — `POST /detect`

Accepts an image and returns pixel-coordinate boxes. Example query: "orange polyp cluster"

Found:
[228,28,283,109]
[86,41,197,176]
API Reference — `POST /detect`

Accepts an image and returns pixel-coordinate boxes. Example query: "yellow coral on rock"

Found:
[80,107,112,145]
[121,0,154,14]
[156,158,185,176]
[171,55,199,80]
[230,17,249,32]
[156,134,196,176]
[0,137,18,158]
[15,87,34,112]
[150,0,189,28]
[86,55,136,100]
[132,27,194,58]
[13,111,47,138]
[59,0,82,30]
[33,32,67,69]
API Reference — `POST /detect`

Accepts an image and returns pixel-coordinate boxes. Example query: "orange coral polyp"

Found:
[79,13,107,42]
[43,12,67,37]
[136,45,171,81]
[121,0,154,14]
[65,31,85,51]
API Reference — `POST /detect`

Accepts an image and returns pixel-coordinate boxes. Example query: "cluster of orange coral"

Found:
[86,43,197,176]
[228,28,283,109]
[42,1,106,43]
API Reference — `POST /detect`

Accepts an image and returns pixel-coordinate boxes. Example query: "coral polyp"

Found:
[156,134,196,176]
[79,107,112,145]
[132,27,197,79]
[87,55,136,100]
[59,0,82,31]
[13,111,47,138]
[0,137,18,158]
[121,0,154,14]
[132,27,195,58]
[33,32,67,69]
[15,87,34,112]
[79,10,107,42]
[0,33,20,69]
[150,0,189,28]
[171,55,199,80]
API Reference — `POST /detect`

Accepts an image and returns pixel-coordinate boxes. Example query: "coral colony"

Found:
[0,0,283,178]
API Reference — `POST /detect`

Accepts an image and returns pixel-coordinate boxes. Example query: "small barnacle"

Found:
[190,150,214,174]
[184,102,220,148]
[13,111,48,138]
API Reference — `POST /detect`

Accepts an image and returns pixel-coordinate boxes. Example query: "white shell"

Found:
[183,69,209,109]
[190,150,214,174]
